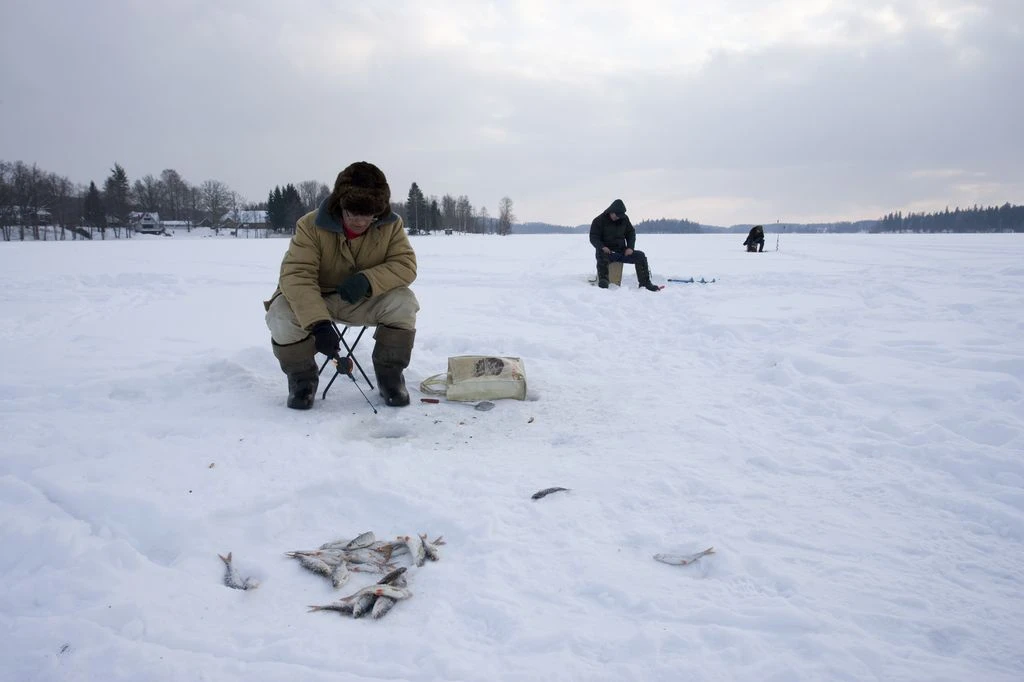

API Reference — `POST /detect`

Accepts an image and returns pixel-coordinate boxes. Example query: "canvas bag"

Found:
[420,355,527,402]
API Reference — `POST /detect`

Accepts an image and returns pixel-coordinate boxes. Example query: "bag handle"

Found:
[419,373,448,396]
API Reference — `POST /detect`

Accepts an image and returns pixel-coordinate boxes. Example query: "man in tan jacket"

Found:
[264,162,418,409]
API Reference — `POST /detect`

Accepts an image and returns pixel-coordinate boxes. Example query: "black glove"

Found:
[310,320,341,358]
[336,273,371,304]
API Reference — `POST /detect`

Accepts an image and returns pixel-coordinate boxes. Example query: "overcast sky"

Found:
[1,1,1021,226]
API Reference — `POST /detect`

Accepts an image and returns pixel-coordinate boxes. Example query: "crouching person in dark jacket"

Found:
[589,199,660,291]
[264,161,419,410]
[743,225,765,252]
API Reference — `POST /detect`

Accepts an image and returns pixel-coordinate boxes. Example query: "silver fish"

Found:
[352,592,376,619]
[377,566,407,586]
[369,570,409,619]
[218,552,259,590]
[532,486,570,500]
[319,530,375,551]
[330,561,351,588]
[419,534,445,562]
[344,531,376,550]
[653,546,715,566]
[339,584,413,603]
[397,534,427,567]
[342,546,392,565]
[371,596,397,619]
[296,554,334,578]
[307,601,355,615]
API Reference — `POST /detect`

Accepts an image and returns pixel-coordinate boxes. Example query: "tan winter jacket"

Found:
[264,205,417,330]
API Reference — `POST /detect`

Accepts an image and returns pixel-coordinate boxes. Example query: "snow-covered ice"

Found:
[1,233,1022,681]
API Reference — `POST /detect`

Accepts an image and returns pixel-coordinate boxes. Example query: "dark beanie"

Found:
[609,199,627,216]
[332,162,391,217]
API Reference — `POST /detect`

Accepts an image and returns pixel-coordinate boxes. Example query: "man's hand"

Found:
[336,273,371,303]
[601,246,611,254]
[624,248,634,257]
[310,320,341,358]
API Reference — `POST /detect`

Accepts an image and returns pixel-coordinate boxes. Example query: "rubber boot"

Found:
[372,325,415,407]
[596,252,610,288]
[635,259,661,292]
[273,337,318,410]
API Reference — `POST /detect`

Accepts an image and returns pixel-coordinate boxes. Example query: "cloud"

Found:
[1,0,1020,226]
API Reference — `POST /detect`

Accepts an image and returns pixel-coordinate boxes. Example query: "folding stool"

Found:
[318,323,374,399]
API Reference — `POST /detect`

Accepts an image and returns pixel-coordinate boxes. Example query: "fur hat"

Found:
[329,161,391,220]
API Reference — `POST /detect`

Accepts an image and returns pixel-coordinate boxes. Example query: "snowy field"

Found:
[1,232,1022,682]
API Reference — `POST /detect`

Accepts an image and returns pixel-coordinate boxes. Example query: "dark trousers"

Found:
[596,249,653,285]
[746,240,764,252]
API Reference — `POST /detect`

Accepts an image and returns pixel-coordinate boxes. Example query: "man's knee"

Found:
[265,295,308,344]
[375,287,420,329]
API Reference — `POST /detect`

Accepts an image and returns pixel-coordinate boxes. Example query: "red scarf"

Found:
[343,223,366,241]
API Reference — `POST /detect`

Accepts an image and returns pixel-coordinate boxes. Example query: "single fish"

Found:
[218,552,259,590]
[330,561,351,588]
[653,546,716,566]
[339,584,413,603]
[377,566,408,586]
[532,486,570,500]
[307,601,355,615]
[295,554,334,578]
[387,540,410,556]
[371,595,397,619]
[352,592,377,619]
[344,531,376,550]
[318,531,374,551]
[419,534,446,562]
[397,534,427,567]
[342,546,393,565]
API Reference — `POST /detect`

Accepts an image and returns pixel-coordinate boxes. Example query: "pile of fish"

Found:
[290,530,445,620]
[308,566,411,619]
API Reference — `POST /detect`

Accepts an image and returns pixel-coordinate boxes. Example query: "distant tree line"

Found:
[1,158,515,241]
[876,204,1024,233]
[394,181,513,236]
[634,218,703,234]
[0,159,250,241]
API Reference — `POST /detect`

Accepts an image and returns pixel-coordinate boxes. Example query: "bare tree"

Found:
[297,180,329,212]
[456,195,473,233]
[0,161,13,241]
[441,194,457,231]
[477,206,490,234]
[11,161,45,240]
[187,186,202,230]
[497,196,515,236]
[49,175,75,239]
[200,180,232,230]
[160,169,188,221]
[133,174,164,212]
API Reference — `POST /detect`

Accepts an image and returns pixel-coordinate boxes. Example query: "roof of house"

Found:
[220,209,267,224]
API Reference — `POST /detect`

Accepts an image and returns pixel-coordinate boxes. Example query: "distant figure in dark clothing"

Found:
[743,225,765,252]
[589,199,660,291]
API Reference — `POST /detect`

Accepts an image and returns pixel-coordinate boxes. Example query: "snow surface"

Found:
[1,233,1022,682]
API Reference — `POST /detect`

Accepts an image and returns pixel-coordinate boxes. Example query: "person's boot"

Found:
[272,337,319,410]
[635,259,661,292]
[372,325,415,407]
[596,254,610,288]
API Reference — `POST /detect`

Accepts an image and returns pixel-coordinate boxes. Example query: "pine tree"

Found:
[103,163,131,227]
[267,186,286,231]
[83,181,106,229]
[406,182,427,233]
[282,184,304,229]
